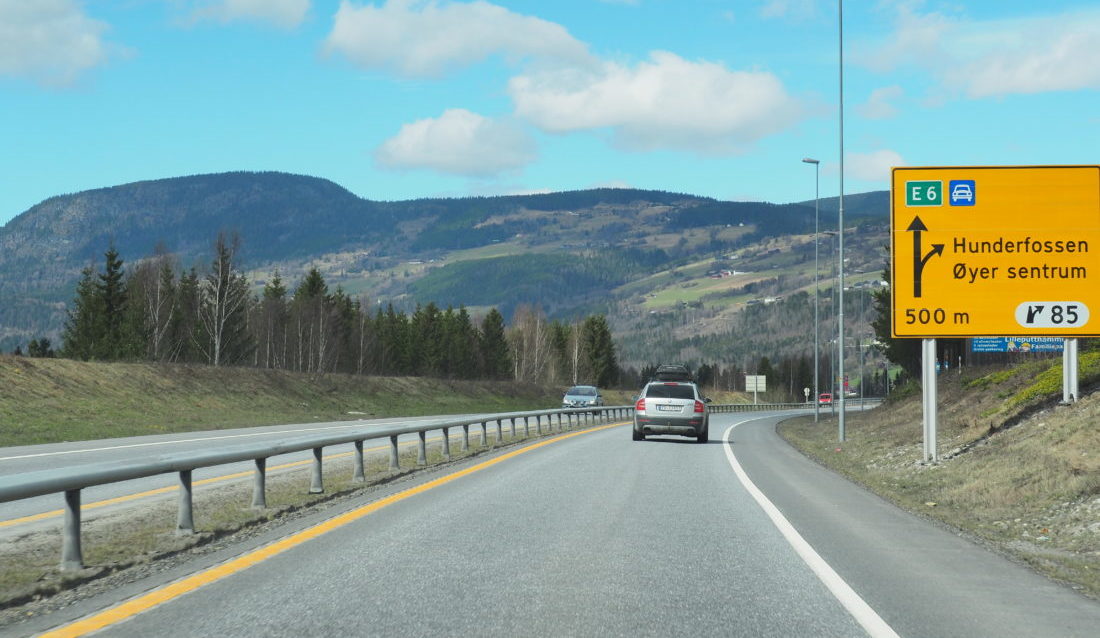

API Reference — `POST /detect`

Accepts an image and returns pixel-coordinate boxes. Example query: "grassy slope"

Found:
[780,354,1100,598]
[0,356,565,447]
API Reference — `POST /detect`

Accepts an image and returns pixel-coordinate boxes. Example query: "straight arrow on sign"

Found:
[906,216,944,298]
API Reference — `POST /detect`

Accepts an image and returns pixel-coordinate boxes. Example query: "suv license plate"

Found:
[657,405,679,412]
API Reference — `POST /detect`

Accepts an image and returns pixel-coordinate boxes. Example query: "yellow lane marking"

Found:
[42,422,624,637]
[1,426,517,528]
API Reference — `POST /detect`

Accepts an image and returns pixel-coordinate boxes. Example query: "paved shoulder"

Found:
[726,413,1100,638]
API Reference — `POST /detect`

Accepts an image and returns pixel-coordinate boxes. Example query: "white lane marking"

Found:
[0,418,449,462]
[722,422,901,638]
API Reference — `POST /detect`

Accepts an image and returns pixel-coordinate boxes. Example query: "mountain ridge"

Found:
[0,170,890,363]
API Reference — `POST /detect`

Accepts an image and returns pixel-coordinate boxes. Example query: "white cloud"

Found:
[860,5,1100,98]
[190,0,310,29]
[857,85,903,120]
[375,108,537,176]
[0,0,111,86]
[509,51,805,155]
[845,150,905,182]
[324,0,592,78]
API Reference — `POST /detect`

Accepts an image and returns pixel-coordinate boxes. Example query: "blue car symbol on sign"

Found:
[949,180,975,206]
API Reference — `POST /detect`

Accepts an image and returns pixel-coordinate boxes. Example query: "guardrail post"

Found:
[417,431,427,465]
[177,470,194,535]
[537,415,543,435]
[495,419,503,444]
[252,458,267,509]
[310,447,324,494]
[510,417,517,438]
[389,435,400,469]
[523,416,530,437]
[61,489,83,570]
[462,424,470,452]
[353,441,365,483]
[480,422,488,447]
[442,427,451,460]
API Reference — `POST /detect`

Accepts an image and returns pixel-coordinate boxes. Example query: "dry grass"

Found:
[780,359,1100,599]
[0,356,562,447]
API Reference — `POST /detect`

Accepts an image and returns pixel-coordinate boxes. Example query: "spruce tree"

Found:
[62,266,104,360]
[581,314,618,388]
[411,303,443,376]
[95,245,129,359]
[174,268,203,363]
[479,308,510,380]
[449,306,478,379]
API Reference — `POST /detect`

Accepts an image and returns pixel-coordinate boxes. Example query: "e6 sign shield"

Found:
[891,166,1100,337]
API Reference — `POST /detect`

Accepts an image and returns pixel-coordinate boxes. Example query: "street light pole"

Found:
[837,0,847,442]
[859,334,866,405]
[802,157,820,423]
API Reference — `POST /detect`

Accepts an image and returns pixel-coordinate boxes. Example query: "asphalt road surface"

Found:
[9,411,1100,637]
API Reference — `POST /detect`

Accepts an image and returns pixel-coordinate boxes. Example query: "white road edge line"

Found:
[722,422,901,638]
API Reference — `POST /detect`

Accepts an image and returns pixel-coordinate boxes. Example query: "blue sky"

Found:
[1,0,1097,226]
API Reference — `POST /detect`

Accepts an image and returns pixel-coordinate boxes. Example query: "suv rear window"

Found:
[644,384,696,400]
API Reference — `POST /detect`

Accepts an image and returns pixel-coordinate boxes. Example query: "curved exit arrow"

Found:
[907,216,944,298]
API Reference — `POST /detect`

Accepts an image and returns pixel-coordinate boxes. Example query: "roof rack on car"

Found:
[651,364,693,382]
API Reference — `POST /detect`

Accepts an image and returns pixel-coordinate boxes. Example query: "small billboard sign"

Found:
[970,337,1065,353]
[745,375,766,392]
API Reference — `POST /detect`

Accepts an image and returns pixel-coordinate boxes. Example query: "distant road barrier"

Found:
[0,406,633,570]
[709,398,882,413]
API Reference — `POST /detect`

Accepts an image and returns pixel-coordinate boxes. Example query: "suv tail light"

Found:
[635,398,646,411]
[694,400,705,413]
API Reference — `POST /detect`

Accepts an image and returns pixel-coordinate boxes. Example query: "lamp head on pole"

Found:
[802,157,819,165]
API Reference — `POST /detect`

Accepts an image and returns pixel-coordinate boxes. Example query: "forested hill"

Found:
[0,170,890,357]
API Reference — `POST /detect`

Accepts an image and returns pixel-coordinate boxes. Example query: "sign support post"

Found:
[922,338,938,462]
[1062,338,1079,403]
[744,375,766,405]
[1071,339,1079,401]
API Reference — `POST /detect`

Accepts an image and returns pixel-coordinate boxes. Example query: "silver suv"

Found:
[632,380,709,442]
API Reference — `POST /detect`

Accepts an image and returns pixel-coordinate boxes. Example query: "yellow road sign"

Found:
[890,166,1100,337]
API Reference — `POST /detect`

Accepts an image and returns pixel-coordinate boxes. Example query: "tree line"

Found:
[52,233,620,387]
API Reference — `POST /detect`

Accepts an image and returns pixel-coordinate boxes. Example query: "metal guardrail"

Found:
[0,399,866,570]
[709,402,808,413]
[709,398,881,413]
[0,406,634,570]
